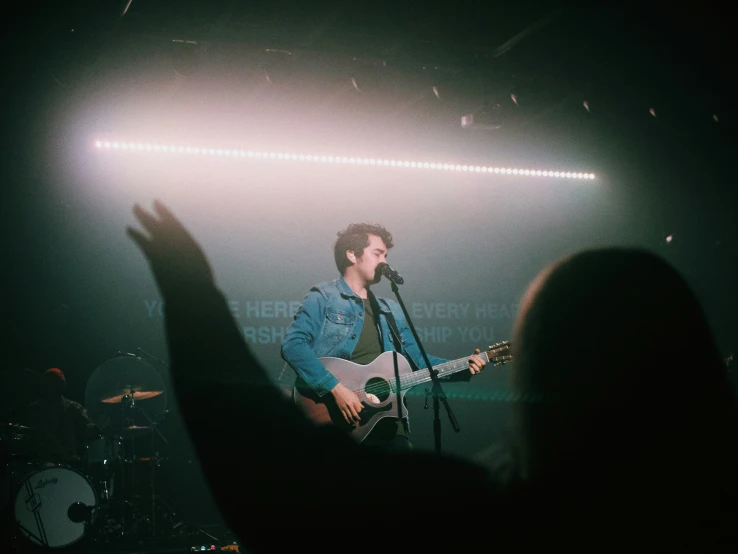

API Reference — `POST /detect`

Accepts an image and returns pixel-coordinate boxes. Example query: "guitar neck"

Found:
[397,352,490,391]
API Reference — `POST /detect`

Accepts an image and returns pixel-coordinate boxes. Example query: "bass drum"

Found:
[14,465,98,549]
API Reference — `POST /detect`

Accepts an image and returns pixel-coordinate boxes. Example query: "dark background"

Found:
[2,0,737,529]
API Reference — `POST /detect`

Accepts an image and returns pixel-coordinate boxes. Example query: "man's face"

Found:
[351,234,388,285]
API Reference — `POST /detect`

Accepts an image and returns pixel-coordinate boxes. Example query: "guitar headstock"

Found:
[485,341,513,366]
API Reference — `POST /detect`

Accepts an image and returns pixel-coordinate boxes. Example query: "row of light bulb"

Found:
[94,140,596,179]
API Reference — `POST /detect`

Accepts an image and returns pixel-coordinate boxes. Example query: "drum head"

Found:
[85,354,167,438]
[14,465,98,548]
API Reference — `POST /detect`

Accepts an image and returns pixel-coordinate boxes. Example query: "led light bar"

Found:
[93,140,596,180]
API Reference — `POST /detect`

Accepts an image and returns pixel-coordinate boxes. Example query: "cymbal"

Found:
[84,354,167,438]
[1,422,34,433]
[100,388,164,404]
[123,425,151,433]
[120,455,169,464]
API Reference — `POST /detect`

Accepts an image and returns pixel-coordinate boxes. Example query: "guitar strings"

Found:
[355,359,462,397]
[354,355,512,398]
[347,344,512,398]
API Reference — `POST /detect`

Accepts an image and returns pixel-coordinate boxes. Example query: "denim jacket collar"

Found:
[336,276,360,300]
[336,276,392,314]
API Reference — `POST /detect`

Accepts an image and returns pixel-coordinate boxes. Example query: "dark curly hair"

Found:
[333,223,394,275]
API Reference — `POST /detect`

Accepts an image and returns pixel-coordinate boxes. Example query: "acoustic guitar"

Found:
[293,341,513,442]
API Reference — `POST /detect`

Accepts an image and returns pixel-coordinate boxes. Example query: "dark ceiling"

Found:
[2,1,736,230]
[5,1,735,125]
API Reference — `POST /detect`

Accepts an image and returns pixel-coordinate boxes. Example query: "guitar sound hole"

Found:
[364,378,390,404]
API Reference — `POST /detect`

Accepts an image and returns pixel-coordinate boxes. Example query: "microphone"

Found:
[377,263,404,285]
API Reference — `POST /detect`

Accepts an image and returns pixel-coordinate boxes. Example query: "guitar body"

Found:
[293,351,414,443]
[291,341,513,443]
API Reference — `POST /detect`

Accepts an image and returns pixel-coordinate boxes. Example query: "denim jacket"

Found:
[281,277,448,397]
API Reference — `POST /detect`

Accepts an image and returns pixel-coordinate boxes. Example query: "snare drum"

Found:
[14,465,98,548]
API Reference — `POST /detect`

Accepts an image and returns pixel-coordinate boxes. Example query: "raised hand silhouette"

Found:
[127,200,214,299]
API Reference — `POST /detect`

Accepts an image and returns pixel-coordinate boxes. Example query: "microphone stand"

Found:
[388,280,459,453]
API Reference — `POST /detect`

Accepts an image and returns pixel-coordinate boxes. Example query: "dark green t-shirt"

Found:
[351,297,408,446]
[350,299,382,365]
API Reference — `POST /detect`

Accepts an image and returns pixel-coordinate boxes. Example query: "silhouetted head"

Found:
[41,367,66,399]
[510,248,737,505]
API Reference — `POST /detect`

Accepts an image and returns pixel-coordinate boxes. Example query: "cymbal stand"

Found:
[117,402,170,539]
[118,389,137,539]
[138,407,163,534]
[132,348,172,536]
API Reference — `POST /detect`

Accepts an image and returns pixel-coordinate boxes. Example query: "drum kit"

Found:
[0,351,183,552]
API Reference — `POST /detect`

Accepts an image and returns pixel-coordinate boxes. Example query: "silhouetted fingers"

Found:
[127,226,153,256]
[153,199,180,227]
[133,204,160,234]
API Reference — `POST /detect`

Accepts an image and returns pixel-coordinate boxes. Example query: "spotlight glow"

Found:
[92,138,596,180]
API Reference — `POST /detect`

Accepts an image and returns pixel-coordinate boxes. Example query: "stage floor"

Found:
[2,522,243,554]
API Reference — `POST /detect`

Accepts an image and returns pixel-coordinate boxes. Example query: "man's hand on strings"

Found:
[468,348,487,375]
[330,382,365,425]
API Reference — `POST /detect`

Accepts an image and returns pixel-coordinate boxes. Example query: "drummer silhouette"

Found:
[23,368,108,467]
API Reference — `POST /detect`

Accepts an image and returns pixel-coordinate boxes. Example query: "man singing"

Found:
[281,223,486,450]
